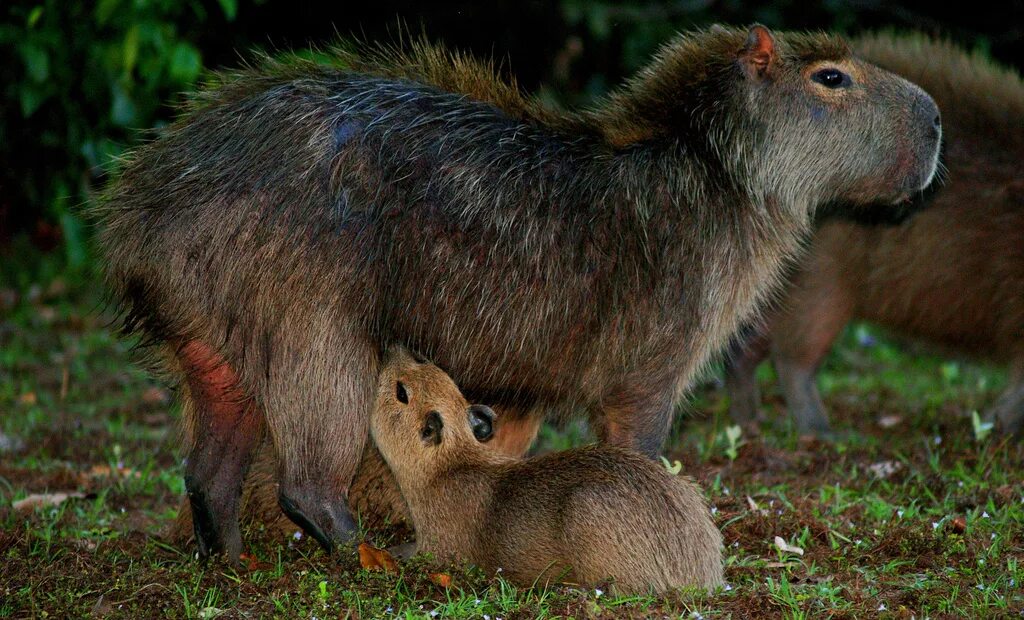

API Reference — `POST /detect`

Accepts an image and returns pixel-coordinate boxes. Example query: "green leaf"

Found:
[123,25,140,76]
[217,0,238,21]
[19,85,48,117]
[19,42,49,83]
[27,6,44,28]
[168,42,202,84]
[659,456,683,475]
[971,411,993,442]
[95,0,120,26]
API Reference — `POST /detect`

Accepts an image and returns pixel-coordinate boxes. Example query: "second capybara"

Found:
[370,346,723,594]
[725,32,1024,436]
[97,25,940,560]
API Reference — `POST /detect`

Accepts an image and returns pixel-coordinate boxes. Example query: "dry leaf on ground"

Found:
[358,542,399,573]
[13,492,86,512]
[429,572,453,588]
[773,536,805,556]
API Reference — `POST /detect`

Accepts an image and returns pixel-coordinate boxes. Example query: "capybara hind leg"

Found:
[724,323,773,429]
[265,323,378,553]
[179,341,264,561]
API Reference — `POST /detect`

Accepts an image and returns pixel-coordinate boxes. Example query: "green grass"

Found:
[1,268,1021,618]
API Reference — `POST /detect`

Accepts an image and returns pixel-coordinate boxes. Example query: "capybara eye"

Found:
[811,68,849,89]
[468,405,495,442]
[421,411,443,445]
[396,381,409,404]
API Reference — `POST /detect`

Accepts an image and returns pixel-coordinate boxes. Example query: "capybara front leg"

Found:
[180,341,264,562]
[277,483,357,553]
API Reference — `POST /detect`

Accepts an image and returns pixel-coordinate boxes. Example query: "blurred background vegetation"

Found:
[1,0,1021,286]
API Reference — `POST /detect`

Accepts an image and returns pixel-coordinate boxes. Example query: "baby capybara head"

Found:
[614,25,941,210]
[371,345,497,479]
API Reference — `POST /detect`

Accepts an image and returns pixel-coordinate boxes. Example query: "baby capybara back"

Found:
[725,33,1024,436]
[370,347,724,594]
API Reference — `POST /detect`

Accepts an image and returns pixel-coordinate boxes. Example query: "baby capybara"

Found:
[371,347,723,594]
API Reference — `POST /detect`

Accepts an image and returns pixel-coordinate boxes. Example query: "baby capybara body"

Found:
[371,347,723,594]
[99,25,940,560]
[725,33,1024,436]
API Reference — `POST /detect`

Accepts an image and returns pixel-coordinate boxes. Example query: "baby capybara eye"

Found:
[396,381,409,404]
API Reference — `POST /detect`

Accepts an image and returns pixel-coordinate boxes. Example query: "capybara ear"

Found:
[468,405,496,442]
[739,24,776,79]
[421,411,444,446]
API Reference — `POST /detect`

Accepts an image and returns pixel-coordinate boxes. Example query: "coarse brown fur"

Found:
[371,347,723,594]
[725,33,1024,436]
[96,25,940,560]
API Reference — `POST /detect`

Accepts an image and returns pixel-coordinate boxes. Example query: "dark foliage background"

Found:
[1,0,1021,277]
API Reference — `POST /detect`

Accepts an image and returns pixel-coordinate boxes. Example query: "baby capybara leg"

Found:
[724,323,773,430]
[179,340,264,561]
[264,324,378,553]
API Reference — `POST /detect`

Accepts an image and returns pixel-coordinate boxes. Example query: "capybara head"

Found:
[609,25,941,210]
[371,345,497,479]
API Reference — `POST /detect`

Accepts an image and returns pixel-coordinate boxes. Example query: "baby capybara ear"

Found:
[468,405,496,442]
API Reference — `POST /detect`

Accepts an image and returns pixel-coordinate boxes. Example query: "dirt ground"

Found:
[1,281,1021,618]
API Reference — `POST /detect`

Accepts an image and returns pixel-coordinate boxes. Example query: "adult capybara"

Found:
[98,25,940,560]
[371,346,723,594]
[725,33,1023,436]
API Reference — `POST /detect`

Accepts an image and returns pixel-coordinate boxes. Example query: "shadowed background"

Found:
[1,0,1021,279]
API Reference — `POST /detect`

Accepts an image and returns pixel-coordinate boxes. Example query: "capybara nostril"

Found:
[468,404,495,442]
[933,114,941,129]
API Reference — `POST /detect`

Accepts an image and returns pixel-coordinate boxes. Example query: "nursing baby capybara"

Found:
[370,347,723,594]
